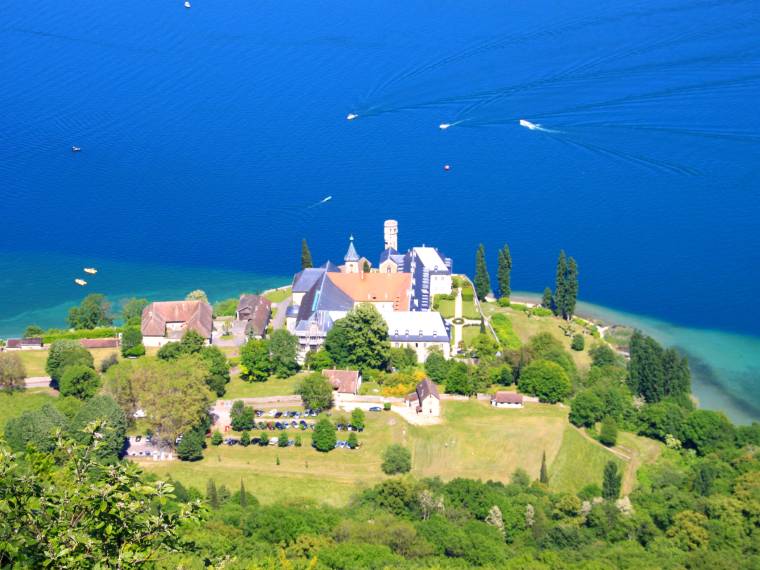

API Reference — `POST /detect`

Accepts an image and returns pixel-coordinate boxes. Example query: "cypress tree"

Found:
[239,479,248,507]
[541,287,553,309]
[497,244,512,299]
[474,244,491,301]
[628,331,665,403]
[301,238,313,269]
[206,479,219,509]
[565,257,579,319]
[602,461,622,500]
[662,348,691,398]
[539,451,549,484]
[554,251,568,317]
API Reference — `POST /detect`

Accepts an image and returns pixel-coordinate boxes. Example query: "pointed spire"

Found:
[344,234,360,262]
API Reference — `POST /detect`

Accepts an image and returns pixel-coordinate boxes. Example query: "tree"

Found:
[571,334,585,351]
[313,417,337,452]
[179,330,206,355]
[363,260,371,273]
[103,356,212,447]
[207,479,219,508]
[99,353,119,374]
[71,395,127,461]
[301,238,313,269]
[390,347,417,370]
[661,348,691,399]
[269,329,299,378]
[186,289,208,303]
[177,429,205,461]
[666,510,710,551]
[351,408,366,430]
[445,361,473,395]
[527,332,576,378]
[22,324,44,339]
[540,451,549,484]
[541,287,553,310]
[120,327,145,358]
[46,340,94,384]
[569,391,604,427]
[682,409,735,455]
[628,331,665,402]
[599,416,618,447]
[240,338,272,382]
[0,432,202,567]
[305,348,333,371]
[120,297,148,327]
[589,343,618,368]
[382,444,412,475]
[554,251,568,318]
[602,461,621,500]
[211,431,223,446]
[67,293,113,329]
[59,365,100,400]
[324,304,391,371]
[519,360,572,403]
[4,404,68,452]
[296,373,334,410]
[230,400,255,431]
[637,400,689,441]
[472,333,499,360]
[199,346,230,396]
[497,244,512,299]
[157,341,184,361]
[278,432,289,447]
[565,257,579,319]
[240,430,251,447]
[258,430,269,446]
[0,352,26,393]
[474,244,491,301]
[238,480,249,507]
[424,349,450,383]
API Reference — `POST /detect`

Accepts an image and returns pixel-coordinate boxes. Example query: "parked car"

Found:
[268,409,278,417]
[369,406,382,412]
[274,411,283,418]
[254,409,264,417]
[268,437,278,446]
[135,435,142,442]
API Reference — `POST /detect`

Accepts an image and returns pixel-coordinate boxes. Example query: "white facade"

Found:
[491,400,523,409]
[410,246,452,297]
[386,311,450,362]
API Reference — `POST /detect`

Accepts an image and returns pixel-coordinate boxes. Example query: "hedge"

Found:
[42,327,123,344]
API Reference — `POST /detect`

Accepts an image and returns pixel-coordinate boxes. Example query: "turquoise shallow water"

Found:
[514,291,760,425]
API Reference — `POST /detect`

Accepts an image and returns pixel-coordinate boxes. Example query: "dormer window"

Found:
[405,329,409,336]
[419,329,423,336]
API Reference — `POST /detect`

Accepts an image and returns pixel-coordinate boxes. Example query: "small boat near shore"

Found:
[346,113,358,121]
[84,267,97,274]
[75,278,87,286]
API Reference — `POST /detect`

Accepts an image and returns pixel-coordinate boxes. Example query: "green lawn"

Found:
[436,299,455,319]
[461,298,480,320]
[223,373,303,400]
[490,313,521,350]
[263,287,291,303]
[483,303,594,372]
[16,347,159,377]
[138,400,659,506]
[0,390,57,427]
[462,325,481,347]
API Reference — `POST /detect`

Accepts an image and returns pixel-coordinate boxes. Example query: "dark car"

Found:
[274,412,283,418]
[135,435,142,442]
[254,409,264,417]
[369,406,382,412]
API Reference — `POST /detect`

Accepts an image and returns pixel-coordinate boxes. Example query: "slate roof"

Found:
[406,378,440,403]
[344,236,360,262]
[141,300,213,339]
[322,369,361,394]
[385,311,449,342]
[292,262,339,293]
[236,294,272,337]
[296,271,354,323]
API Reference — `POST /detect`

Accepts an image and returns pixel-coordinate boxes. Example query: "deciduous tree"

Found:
[59,365,100,400]
[67,293,114,330]
[324,304,390,371]
[240,338,272,382]
[313,417,337,452]
[120,327,145,358]
[382,444,412,475]
[518,360,571,403]
[269,329,299,378]
[70,395,127,461]
[46,340,94,384]
[120,297,148,327]
[0,352,26,393]
[296,373,334,410]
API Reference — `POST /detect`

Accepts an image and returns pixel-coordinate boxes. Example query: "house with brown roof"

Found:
[141,300,213,347]
[326,271,411,314]
[491,391,524,408]
[322,369,362,395]
[80,338,120,349]
[4,338,43,350]
[235,294,272,339]
[405,378,441,416]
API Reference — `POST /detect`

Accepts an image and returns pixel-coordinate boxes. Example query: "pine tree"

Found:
[602,461,622,500]
[301,238,313,270]
[474,244,491,301]
[497,244,512,299]
[206,479,219,509]
[539,451,549,484]
[541,287,553,309]
[239,479,248,507]
[554,250,568,317]
[565,257,579,319]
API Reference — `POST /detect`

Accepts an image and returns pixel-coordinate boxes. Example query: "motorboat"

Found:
[71,146,81,152]
[184,1,191,8]
[443,164,452,171]
[74,278,87,286]
[84,267,97,274]
[439,123,451,130]
[346,113,358,121]
[519,119,539,130]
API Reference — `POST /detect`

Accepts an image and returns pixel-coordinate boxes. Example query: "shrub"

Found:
[278,432,289,447]
[599,416,618,446]
[211,431,223,446]
[531,306,554,317]
[571,334,585,351]
[351,408,366,430]
[383,402,391,411]
[519,360,572,403]
[296,373,334,410]
[177,430,205,461]
[347,432,358,449]
[295,434,302,447]
[240,430,251,447]
[59,365,100,400]
[510,303,529,312]
[313,417,337,452]
[259,430,269,446]
[98,353,119,374]
[497,297,511,307]
[121,328,144,358]
[381,444,411,475]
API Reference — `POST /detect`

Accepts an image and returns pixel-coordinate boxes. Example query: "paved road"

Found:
[271,295,292,330]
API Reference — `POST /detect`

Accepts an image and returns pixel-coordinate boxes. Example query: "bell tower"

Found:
[384,219,398,251]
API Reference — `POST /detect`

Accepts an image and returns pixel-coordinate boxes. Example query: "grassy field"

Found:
[223,373,304,399]
[462,325,481,347]
[437,299,455,319]
[264,287,291,303]
[138,400,660,506]
[482,303,594,372]
[0,390,57,427]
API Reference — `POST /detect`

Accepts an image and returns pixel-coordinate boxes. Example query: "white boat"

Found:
[84,267,97,274]
[74,278,87,286]
[71,146,81,152]
[439,123,451,130]
[346,113,358,121]
[184,1,191,8]
[519,119,539,130]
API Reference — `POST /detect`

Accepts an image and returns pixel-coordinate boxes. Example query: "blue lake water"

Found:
[2,1,759,421]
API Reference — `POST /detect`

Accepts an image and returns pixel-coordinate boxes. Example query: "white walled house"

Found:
[405,379,441,416]
[385,311,450,362]
[141,300,213,347]
[491,391,524,408]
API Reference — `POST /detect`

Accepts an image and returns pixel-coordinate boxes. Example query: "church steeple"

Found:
[343,235,360,273]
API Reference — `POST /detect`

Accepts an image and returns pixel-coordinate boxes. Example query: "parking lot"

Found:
[126,435,175,461]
